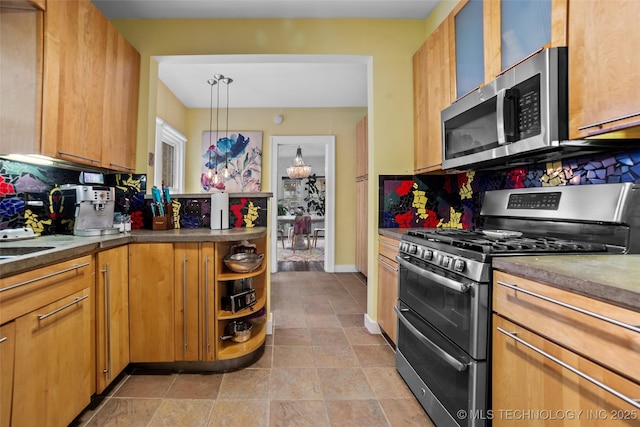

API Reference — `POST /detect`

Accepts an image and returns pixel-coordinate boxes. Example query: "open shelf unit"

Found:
[214,234,267,360]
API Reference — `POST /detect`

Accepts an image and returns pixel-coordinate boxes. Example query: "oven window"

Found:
[397,305,486,422]
[398,260,489,359]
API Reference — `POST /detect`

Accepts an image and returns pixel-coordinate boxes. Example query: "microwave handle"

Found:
[497,88,517,145]
[496,88,507,145]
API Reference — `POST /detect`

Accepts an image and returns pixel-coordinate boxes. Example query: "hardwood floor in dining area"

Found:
[73,271,434,426]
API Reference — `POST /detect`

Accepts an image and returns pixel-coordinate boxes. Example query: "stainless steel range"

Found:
[395,183,640,427]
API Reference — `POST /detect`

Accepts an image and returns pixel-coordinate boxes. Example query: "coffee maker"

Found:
[61,185,118,236]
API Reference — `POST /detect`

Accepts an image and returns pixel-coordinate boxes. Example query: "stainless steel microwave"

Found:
[441,47,568,170]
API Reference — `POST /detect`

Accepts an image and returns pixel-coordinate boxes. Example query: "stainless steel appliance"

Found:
[61,185,118,236]
[395,183,640,427]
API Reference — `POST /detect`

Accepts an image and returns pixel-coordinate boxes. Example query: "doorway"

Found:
[270,135,335,273]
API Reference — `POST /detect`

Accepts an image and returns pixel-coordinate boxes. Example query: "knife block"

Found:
[148,203,174,230]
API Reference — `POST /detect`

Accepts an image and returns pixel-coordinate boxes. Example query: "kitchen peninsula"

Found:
[0,226,268,427]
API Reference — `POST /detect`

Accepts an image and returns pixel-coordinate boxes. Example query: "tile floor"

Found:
[74,271,434,426]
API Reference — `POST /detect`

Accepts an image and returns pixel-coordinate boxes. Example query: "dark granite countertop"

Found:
[0,227,267,277]
[493,255,640,312]
[378,228,411,241]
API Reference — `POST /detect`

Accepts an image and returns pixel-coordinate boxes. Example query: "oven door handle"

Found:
[396,255,471,293]
[394,306,469,372]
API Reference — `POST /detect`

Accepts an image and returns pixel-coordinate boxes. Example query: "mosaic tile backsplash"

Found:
[380,149,640,230]
[0,159,267,234]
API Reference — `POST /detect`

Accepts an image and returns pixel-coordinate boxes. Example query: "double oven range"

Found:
[395,183,640,427]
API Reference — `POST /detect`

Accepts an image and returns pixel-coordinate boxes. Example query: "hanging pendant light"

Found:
[206,78,217,182]
[221,77,233,180]
[287,146,312,179]
[207,74,225,187]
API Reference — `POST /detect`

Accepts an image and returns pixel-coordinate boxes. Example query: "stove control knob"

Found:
[422,250,433,261]
[453,259,466,272]
[416,247,423,258]
[442,256,451,268]
[408,244,417,254]
[399,242,407,252]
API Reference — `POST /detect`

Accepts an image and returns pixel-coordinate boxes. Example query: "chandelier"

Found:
[206,74,233,187]
[287,146,312,179]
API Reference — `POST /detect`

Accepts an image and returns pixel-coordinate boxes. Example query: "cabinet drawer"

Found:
[493,270,640,383]
[0,255,93,324]
[379,235,399,262]
[493,315,640,426]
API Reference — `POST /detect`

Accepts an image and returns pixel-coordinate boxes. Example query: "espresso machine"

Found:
[61,185,118,236]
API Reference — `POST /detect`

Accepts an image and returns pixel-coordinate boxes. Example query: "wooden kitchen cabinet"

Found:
[128,243,175,362]
[174,243,204,361]
[568,0,640,139]
[377,235,399,344]
[215,236,267,361]
[492,270,640,425]
[355,115,368,277]
[413,20,453,174]
[0,322,15,427]
[96,246,130,393]
[12,288,93,427]
[355,178,368,276]
[41,0,140,171]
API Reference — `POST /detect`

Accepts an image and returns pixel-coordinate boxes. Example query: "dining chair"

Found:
[291,215,312,253]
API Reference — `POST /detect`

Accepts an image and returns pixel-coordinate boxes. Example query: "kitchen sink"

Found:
[0,246,55,260]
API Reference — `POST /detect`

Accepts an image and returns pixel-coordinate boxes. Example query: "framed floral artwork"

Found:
[201,131,262,192]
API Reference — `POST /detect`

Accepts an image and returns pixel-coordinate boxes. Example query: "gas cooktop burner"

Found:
[407,229,608,254]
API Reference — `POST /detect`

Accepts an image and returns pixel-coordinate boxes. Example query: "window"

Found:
[154,117,186,193]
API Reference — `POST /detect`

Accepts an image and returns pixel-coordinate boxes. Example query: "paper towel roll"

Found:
[211,192,229,230]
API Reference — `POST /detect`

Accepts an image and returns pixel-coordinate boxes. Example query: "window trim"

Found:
[154,117,186,193]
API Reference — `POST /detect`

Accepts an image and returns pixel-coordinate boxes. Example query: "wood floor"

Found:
[277,261,324,272]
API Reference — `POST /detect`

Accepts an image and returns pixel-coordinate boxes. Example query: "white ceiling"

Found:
[92,0,438,109]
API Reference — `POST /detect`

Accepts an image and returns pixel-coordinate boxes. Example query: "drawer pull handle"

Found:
[0,337,7,344]
[108,162,135,171]
[205,254,210,354]
[102,264,112,379]
[578,111,640,131]
[379,258,398,272]
[0,262,90,292]
[183,253,188,354]
[497,326,640,410]
[38,295,89,320]
[497,281,640,334]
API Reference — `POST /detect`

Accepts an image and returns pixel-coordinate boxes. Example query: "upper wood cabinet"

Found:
[450,0,485,99]
[413,19,453,174]
[568,0,640,139]
[33,0,139,171]
[355,115,368,179]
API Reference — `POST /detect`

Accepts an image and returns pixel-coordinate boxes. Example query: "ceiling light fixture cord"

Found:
[222,77,233,180]
[206,78,217,181]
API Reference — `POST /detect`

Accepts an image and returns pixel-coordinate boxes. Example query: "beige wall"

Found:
[156,79,187,136]
[112,17,427,322]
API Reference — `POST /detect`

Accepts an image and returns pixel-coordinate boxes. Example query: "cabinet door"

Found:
[13,288,92,427]
[200,243,216,361]
[129,243,175,362]
[414,20,453,173]
[493,315,640,426]
[41,0,108,166]
[355,178,368,276]
[174,243,200,361]
[355,115,368,178]
[569,0,640,138]
[101,23,140,172]
[96,246,130,393]
[451,0,484,99]
[485,0,567,80]
[0,322,15,427]
[377,236,399,344]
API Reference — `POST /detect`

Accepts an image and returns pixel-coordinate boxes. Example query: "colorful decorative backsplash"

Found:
[0,159,267,234]
[380,149,640,230]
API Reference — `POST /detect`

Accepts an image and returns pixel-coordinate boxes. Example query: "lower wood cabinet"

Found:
[377,235,399,344]
[129,243,175,362]
[0,322,15,427]
[129,237,267,364]
[96,246,130,393]
[492,270,640,426]
[13,288,92,427]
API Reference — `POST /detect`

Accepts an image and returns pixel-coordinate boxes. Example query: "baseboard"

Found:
[364,313,381,334]
[266,311,274,335]
[334,264,358,273]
